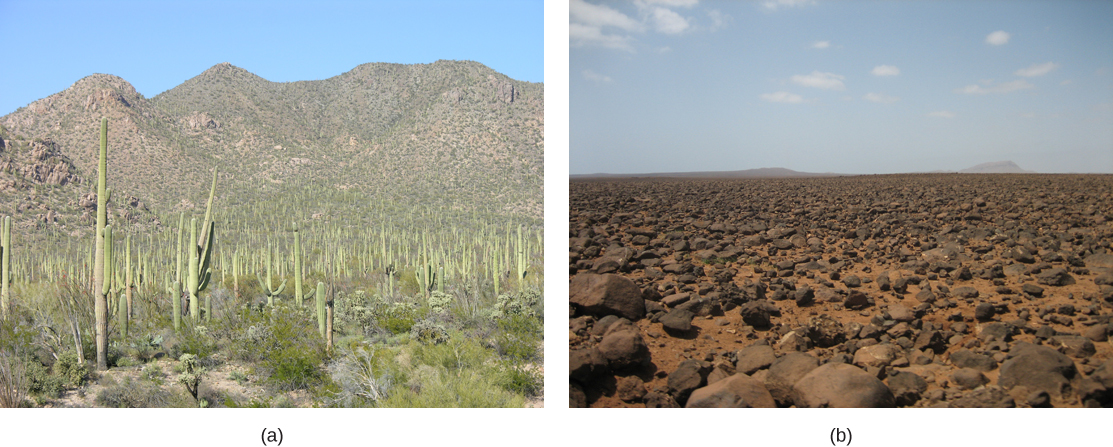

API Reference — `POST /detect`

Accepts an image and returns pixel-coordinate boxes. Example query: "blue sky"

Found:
[0,0,543,116]
[570,0,1113,174]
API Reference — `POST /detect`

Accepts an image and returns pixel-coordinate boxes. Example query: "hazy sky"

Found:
[0,0,543,116]
[570,0,1113,174]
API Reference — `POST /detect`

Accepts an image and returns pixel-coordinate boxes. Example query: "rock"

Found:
[949,386,1015,408]
[1050,335,1096,358]
[685,373,776,408]
[569,273,646,321]
[570,382,587,408]
[792,363,896,408]
[570,347,608,383]
[974,302,995,321]
[853,343,902,369]
[998,342,1079,400]
[661,292,691,307]
[597,320,651,370]
[1083,253,1113,269]
[876,273,891,291]
[668,359,711,405]
[1027,390,1051,408]
[949,349,997,371]
[887,304,915,322]
[1021,283,1044,297]
[952,368,989,390]
[806,314,846,348]
[845,291,870,310]
[735,344,777,375]
[616,376,647,402]
[843,275,862,288]
[794,287,815,306]
[764,352,820,406]
[1036,267,1075,286]
[915,287,937,304]
[1083,324,1109,342]
[887,371,928,407]
[978,322,1013,342]
[776,331,811,352]
[660,308,695,334]
[739,300,772,329]
[913,330,948,355]
[952,286,979,299]
[643,390,680,408]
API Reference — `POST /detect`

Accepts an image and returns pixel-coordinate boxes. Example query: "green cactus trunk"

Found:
[1,215,10,320]
[93,117,109,371]
[315,282,326,337]
[172,280,182,332]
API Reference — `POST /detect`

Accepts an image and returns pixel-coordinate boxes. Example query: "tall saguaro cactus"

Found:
[258,246,287,306]
[292,223,313,306]
[93,117,109,371]
[1,215,10,320]
[187,218,215,321]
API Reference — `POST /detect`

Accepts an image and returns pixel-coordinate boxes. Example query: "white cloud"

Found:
[706,9,729,31]
[1021,112,1036,118]
[636,0,699,7]
[1015,62,1059,77]
[582,69,613,83]
[570,23,635,51]
[928,111,955,118]
[1060,79,1073,85]
[791,71,846,90]
[571,0,644,31]
[954,79,1035,95]
[863,93,899,104]
[871,65,900,76]
[650,6,690,34]
[657,46,672,53]
[812,40,830,49]
[760,91,804,104]
[986,30,1010,45]
[762,0,815,11]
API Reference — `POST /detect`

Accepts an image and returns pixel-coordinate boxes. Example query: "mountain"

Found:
[958,160,1035,174]
[571,167,845,179]
[0,61,543,233]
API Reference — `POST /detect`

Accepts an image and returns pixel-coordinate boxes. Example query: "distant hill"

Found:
[571,167,845,179]
[958,160,1035,174]
[0,60,544,233]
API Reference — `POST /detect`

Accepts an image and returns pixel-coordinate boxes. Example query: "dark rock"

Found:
[949,349,997,371]
[590,315,620,336]
[569,273,646,320]
[952,368,989,390]
[616,376,647,402]
[685,373,776,408]
[1027,390,1051,408]
[1083,324,1109,342]
[792,363,896,408]
[949,386,1016,408]
[597,320,651,370]
[952,286,979,299]
[915,287,937,304]
[794,286,815,306]
[843,275,862,288]
[806,314,846,348]
[643,390,681,408]
[570,347,608,383]
[739,300,773,329]
[1021,283,1044,297]
[887,371,928,407]
[876,273,891,291]
[1036,267,1075,286]
[853,343,902,369]
[998,342,1079,400]
[1050,335,1096,358]
[764,352,820,406]
[660,308,695,334]
[913,330,948,355]
[668,359,711,405]
[975,302,995,321]
[845,291,871,310]
[735,344,777,375]
[570,382,587,408]
[978,322,1013,342]
[661,292,691,307]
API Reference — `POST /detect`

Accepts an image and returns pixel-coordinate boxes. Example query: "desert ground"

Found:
[569,174,1113,408]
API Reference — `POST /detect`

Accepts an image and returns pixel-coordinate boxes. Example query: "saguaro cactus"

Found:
[258,246,287,306]
[1,215,10,320]
[187,218,214,321]
[94,117,110,371]
[292,223,314,306]
[315,281,326,337]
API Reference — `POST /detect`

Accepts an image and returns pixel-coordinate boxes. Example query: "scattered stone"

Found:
[806,314,846,348]
[792,363,896,408]
[570,273,646,320]
[764,352,820,406]
[974,302,995,321]
[668,359,711,405]
[853,343,902,369]
[952,368,989,390]
[998,342,1079,400]
[845,291,871,310]
[597,320,651,370]
[887,371,928,407]
[739,300,773,329]
[685,373,776,408]
[660,308,695,334]
[949,386,1016,408]
[949,349,997,372]
[1036,268,1075,286]
[616,376,647,402]
[735,344,777,375]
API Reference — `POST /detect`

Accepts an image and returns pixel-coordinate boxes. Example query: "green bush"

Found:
[24,358,64,398]
[265,344,325,391]
[494,313,542,361]
[410,319,449,345]
[95,376,171,408]
[493,362,542,397]
[53,351,88,387]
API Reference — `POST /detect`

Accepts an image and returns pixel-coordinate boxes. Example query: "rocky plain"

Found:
[569,174,1113,408]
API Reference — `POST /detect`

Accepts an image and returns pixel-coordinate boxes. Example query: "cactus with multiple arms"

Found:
[258,246,286,305]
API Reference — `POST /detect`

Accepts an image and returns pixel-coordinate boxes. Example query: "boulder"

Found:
[597,319,651,370]
[764,352,820,406]
[569,273,645,320]
[792,363,896,408]
[685,373,776,408]
[998,342,1078,400]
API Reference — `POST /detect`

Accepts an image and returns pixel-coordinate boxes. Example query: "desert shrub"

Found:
[427,291,453,314]
[165,322,217,360]
[176,354,206,407]
[24,357,64,398]
[409,319,449,345]
[95,376,171,408]
[492,362,542,397]
[486,289,542,320]
[0,351,28,408]
[412,333,492,372]
[265,344,325,392]
[379,366,525,408]
[53,351,89,387]
[325,344,393,407]
[379,301,419,335]
[229,370,249,386]
[493,313,542,361]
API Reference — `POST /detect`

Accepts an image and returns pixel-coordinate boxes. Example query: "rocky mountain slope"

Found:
[0,60,543,234]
